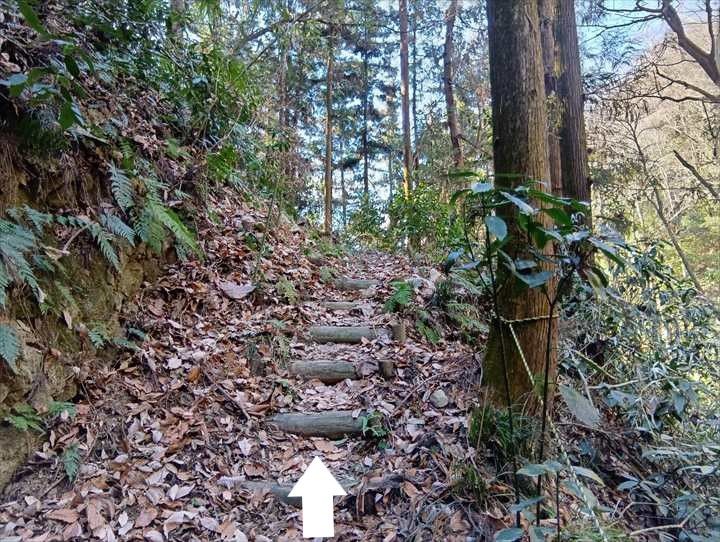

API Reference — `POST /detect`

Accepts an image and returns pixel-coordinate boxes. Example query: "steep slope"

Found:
[0,192,491,540]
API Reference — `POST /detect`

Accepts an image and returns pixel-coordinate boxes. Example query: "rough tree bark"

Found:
[443,0,463,168]
[484,0,559,410]
[556,0,591,206]
[538,0,562,195]
[399,0,412,197]
[323,34,334,236]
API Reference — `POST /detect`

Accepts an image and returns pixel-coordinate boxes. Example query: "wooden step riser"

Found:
[269,411,364,438]
[308,325,391,344]
[289,360,359,383]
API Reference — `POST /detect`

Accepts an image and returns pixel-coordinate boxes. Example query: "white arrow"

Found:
[288,456,346,538]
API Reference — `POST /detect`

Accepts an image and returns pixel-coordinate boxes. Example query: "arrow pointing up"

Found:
[288,457,346,538]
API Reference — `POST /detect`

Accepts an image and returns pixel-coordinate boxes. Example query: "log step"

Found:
[334,277,379,291]
[269,411,364,438]
[319,301,361,311]
[308,325,390,344]
[289,360,358,383]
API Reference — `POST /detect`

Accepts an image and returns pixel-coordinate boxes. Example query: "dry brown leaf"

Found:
[86,500,106,530]
[219,281,255,300]
[47,508,80,524]
[135,507,158,528]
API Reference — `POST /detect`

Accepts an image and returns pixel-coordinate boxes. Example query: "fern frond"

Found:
[100,212,135,246]
[0,323,21,372]
[151,203,200,256]
[0,263,10,308]
[21,205,54,233]
[62,443,81,482]
[87,222,120,271]
[134,205,166,253]
[108,162,135,211]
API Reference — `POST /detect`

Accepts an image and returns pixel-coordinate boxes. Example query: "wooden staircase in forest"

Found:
[239,274,403,505]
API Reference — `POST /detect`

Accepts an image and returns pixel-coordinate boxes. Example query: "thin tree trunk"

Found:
[556,0,591,207]
[484,0,558,410]
[400,0,412,197]
[362,34,370,195]
[340,140,347,228]
[538,0,562,195]
[411,0,419,171]
[323,36,334,236]
[443,0,463,169]
[651,186,705,293]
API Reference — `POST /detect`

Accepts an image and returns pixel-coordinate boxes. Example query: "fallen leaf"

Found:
[86,500,106,530]
[219,281,254,300]
[135,508,158,528]
[47,509,80,524]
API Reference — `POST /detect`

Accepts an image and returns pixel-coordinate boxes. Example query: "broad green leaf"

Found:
[510,495,545,513]
[517,270,552,288]
[18,0,48,35]
[494,528,524,542]
[572,465,605,486]
[501,191,534,214]
[560,384,600,428]
[517,463,549,477]
[485,216,507,240]
[472,182,493,193]
[542,207,572,227]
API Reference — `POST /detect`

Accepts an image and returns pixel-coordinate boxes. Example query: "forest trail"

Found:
[0,197,491,541]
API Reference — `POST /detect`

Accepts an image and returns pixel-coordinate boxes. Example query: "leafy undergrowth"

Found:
[0,192,497,540]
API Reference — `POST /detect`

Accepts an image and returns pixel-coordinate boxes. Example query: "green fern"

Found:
[383,281,414,313]
[48,400,76,418]
[0,218,43,304]
[100,212,135,246]
[0,323,21,372]
[109,162,135,211]
[88,325,110,349]
[62,443,81,482]
[5,404,43,432]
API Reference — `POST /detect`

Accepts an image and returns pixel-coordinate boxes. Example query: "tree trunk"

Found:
[484,0,558,410]
[400,0,412,197]
[411,0,419,171]
[323,35,334,237]
[443,0,463,169]
[556,0,590,206]
[362,38,370,195]
[538,0,562,195]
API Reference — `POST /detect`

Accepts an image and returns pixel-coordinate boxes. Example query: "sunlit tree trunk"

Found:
[556,0,590,207]
[400,0,412,197]
[362,28,370,195]
[411,0,419,173]
[538,0,562,195]
[323,35,334,236]
[443,0,463,169]
[484,0,558,410]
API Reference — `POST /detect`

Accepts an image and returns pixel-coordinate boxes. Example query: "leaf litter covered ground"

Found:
[0,193,506,541]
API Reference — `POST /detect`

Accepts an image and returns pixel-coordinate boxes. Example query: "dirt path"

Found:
[0,197,493,541]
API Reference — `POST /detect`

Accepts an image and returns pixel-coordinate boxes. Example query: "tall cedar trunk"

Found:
[399,0,412,197]
[484,0,558,410]
[556,0,590,206]
[443,0,463,168]
[538,0,562,195]
[411,0,419,171]
[362,36,370,195]
[323,36,334,236]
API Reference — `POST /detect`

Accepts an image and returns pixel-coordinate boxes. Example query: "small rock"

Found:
[429,389,449,408]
